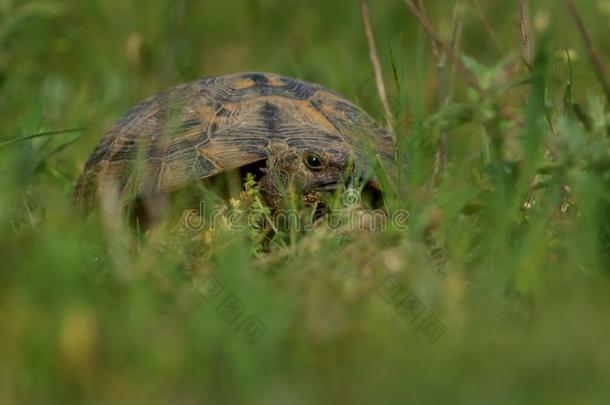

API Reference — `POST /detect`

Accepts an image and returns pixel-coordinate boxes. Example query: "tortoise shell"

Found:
[74,72,394,205]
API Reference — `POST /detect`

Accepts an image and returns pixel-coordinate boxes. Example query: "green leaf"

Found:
[0,128,86,148]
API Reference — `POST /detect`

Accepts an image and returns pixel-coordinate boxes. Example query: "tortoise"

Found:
[74,72,395,213]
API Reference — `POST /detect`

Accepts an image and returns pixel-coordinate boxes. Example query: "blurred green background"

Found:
[1,0,610,404]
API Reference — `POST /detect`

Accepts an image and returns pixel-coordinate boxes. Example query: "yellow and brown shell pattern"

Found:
[74,72,394,206]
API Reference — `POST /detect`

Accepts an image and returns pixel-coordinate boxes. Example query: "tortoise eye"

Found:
[304,153,324,171]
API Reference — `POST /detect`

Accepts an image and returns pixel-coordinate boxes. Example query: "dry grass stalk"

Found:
[406,0,467,185]
[565,0,610,104]
[517,0,532,67]
[470,0,502,55]
[402,0,485,98]
[445,0,466,103]
[359,0,396,143]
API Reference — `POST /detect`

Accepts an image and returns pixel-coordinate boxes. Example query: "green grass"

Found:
[1,0,610,403]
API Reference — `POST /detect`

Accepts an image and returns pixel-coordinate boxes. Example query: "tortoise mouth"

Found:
[307,175,378,193]
[310,181,340,192]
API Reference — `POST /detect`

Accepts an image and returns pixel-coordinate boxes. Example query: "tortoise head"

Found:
[258,148,352,211]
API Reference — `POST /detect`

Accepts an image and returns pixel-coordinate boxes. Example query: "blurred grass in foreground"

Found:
[1,0,610,404]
